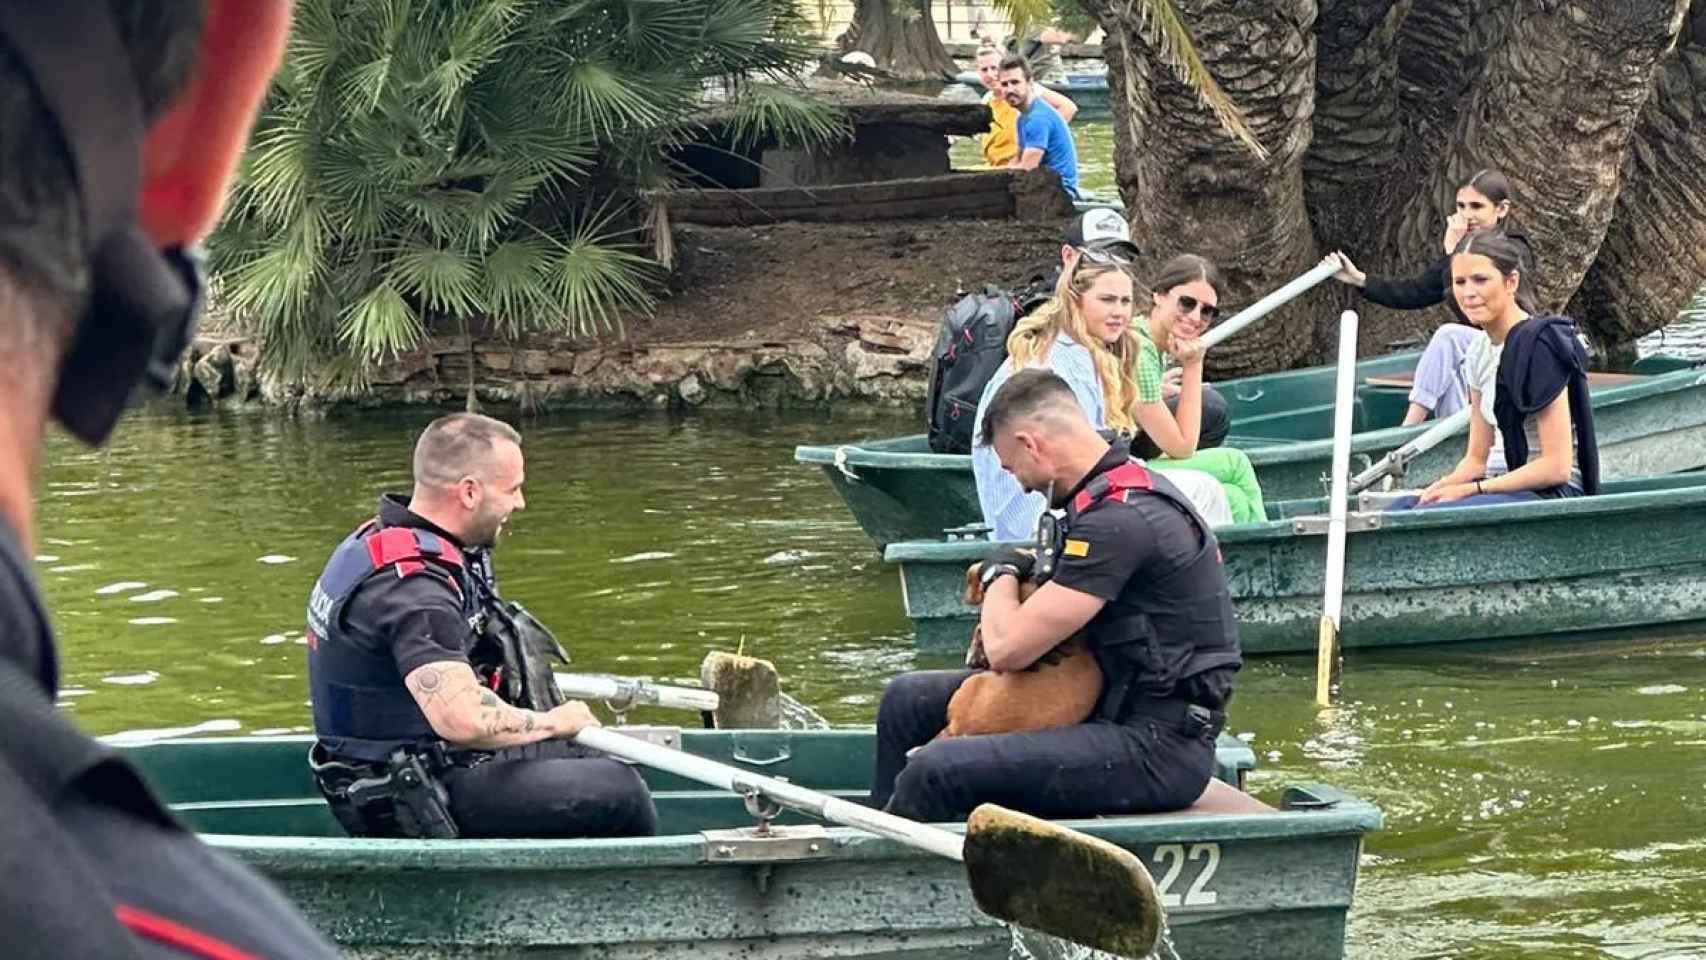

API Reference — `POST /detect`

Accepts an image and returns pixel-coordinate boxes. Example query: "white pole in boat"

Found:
[576,726,966,859]
[1202,256,1341,350]
[554,673,720,713]
[1346,407,1472,494]
[1318,310,1359,707]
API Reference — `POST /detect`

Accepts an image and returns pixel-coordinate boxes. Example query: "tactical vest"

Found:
[1046,461,1243,723]
[306,522,477,763]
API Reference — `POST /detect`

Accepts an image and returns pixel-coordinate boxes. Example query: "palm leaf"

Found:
[1112,0,1267,159]
[723,81,852,151]
[338,281,424,360]
[388,242,485,318]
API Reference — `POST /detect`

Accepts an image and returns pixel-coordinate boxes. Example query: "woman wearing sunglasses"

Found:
[1118,255,1267,523]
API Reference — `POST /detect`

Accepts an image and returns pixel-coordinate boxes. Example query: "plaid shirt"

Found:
[1133,322,1164,405]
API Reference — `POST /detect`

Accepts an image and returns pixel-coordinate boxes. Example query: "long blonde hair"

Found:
[1004,260,1140,433]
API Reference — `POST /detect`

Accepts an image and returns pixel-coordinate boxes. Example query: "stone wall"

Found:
[184,314,939,412]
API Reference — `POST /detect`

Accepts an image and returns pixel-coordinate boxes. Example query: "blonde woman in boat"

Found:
[971,257,1235,541]
[1114,255,1268,523]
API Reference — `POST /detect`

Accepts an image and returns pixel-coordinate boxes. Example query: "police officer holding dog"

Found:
[305,413,658,839]
[872,369,1242,821]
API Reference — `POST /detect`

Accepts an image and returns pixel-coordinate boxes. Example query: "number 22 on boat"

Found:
[1151,842,1221,907]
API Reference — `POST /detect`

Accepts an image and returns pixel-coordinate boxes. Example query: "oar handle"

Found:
[555,673,720,712]
[1201,256,1340,350]
[575,726,966,861]
[1346,407,1472,493]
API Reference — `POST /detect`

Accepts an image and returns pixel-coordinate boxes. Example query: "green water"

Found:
[36,402,1706,959]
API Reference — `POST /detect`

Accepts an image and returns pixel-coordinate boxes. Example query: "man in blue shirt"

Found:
[997,54,1081,198]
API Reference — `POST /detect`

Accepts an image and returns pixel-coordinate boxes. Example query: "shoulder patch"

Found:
[1062,538,1090,558]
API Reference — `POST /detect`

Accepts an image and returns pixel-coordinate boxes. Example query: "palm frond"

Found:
[1117,0,1267,160]
[338,281,424,361]
[723,82,853,151]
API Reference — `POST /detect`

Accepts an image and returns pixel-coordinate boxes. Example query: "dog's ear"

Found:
[964,563,986,605]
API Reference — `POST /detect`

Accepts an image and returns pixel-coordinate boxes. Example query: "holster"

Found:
[308,743,461,839]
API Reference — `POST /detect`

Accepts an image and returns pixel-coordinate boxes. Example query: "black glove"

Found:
[979,546,1035,588]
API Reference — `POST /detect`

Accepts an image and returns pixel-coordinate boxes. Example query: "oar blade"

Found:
[962,803,1162,959]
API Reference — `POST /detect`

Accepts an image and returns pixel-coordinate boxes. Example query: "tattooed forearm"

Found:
[405,660,553,748]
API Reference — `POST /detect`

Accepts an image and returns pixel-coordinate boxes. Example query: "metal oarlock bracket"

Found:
[1292,513,1382,536]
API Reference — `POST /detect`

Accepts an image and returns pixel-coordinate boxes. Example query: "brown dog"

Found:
[935,562,1105,739]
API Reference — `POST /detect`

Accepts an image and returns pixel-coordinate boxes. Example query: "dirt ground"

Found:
[630,218,1074,344]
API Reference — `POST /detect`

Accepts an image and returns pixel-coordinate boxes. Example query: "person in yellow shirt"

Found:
[973,43,1076,167]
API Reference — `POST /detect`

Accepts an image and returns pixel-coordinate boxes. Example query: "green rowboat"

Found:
[796,352,1706,551]
[886,472,1706,654]
[121,730,1381,960]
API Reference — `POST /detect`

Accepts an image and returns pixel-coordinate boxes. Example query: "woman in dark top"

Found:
[1332,168,1536,311]
[1330,169,1539,426]
[1388,233,1598,511]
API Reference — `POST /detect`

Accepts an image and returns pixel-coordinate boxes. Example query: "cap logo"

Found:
[1085,209,1129,243]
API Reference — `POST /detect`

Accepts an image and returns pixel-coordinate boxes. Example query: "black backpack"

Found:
[925,286,1023,454]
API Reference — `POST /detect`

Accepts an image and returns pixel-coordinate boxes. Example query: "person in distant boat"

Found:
[1331,168,1538,427]
[974,39,1076,168]
[996,54,1081,199]
[0,3,339,957]
[1389,233,1598,510]
[873,369,1242,822]
[304,414,658,839]
[971,240,1237,538]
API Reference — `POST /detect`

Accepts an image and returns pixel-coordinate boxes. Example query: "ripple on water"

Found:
[102,671,160,685]
[257,554,296,564]
[95,581,148,595]
[609,551,676,564]
[126,617,177,626]
[129,589,179,603]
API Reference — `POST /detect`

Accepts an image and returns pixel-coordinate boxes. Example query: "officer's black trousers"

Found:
[870,670,1216,823]
[439,740,659,838]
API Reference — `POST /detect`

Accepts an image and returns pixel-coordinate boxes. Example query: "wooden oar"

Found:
[555,673,719,713]
[1318,310,1360,707]
[1201,255,1341,350]
[575,726,1163,959]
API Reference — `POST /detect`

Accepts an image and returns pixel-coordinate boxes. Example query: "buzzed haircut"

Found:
[998,54,1032,79]
[978,368,1086,446]
[412,413,522,490]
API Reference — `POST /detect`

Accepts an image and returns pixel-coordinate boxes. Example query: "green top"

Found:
[1133,323,1164,405]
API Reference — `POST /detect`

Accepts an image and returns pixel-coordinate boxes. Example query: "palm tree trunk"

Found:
[1305,0,1413,352]
[849,0,958,80]
[1086,0,1325,377]
[1567,0,1706,358]
[1395,0,1689,312]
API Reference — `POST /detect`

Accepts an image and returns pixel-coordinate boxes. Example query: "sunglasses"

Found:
[1175,294,1220,323]
[1075,245,1133,267]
